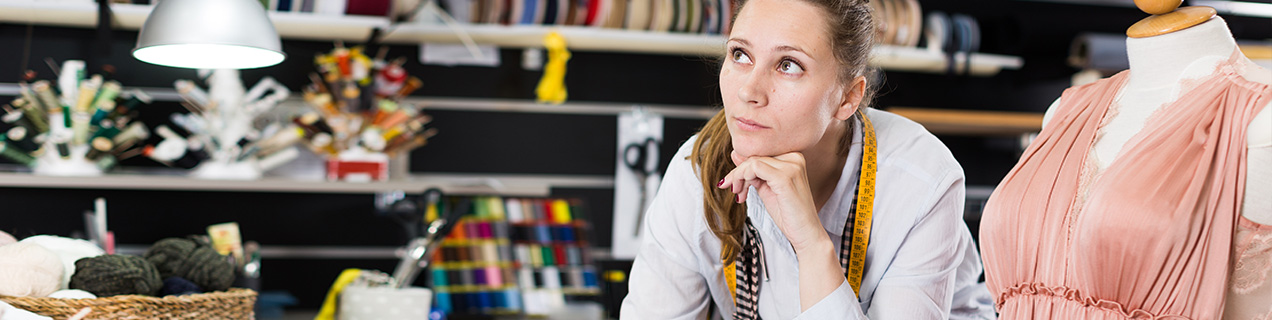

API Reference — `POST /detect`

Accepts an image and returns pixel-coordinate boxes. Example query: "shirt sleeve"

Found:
[792,279,868,319]
[620,145,713,320]
[864,173,968,320]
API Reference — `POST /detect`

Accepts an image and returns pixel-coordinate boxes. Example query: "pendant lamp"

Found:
[133,0,286,69]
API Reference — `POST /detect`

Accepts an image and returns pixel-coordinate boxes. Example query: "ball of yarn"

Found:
[160,277,203,296]
[0,230,16,246]
[47,289,96,299]
[68,254,162,297]
[19,235,105,289]
[143,238,234,292]
[0,242,64,297]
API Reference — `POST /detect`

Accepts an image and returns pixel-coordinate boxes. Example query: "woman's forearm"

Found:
[795,235,844,311]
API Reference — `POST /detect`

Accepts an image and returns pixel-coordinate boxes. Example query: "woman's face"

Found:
[721,0,853,159]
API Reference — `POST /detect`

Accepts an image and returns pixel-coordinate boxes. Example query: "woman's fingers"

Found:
[719,153,801,201]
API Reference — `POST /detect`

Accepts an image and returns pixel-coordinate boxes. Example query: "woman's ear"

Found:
[835,76,867,121]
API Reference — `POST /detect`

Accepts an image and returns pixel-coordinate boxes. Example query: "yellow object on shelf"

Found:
[536,32,571,105]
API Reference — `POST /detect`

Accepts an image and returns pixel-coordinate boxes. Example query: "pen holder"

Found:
[338,286,433,320]
[327,151,389,182]
[32,145,104,177]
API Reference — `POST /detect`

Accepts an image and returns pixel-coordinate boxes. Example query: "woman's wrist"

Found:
[792,234,835,261]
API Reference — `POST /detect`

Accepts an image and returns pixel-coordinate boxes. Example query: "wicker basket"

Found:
[0,288,257,320]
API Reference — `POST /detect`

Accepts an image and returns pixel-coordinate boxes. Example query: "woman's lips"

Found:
[734,117,770,131]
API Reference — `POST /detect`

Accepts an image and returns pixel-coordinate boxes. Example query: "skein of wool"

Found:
[0,230,16,246]
[68,255,162,297]
[0,242,64,298]
[159,277,203,296]
[143,238,234,292]
[19,235,105,289]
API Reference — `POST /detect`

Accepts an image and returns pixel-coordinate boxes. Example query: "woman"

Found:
[619,0,992,318]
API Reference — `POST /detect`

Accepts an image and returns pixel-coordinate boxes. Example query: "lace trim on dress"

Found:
[1232,217,1272,294]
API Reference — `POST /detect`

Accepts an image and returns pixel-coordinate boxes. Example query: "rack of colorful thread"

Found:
[427,196,599,317]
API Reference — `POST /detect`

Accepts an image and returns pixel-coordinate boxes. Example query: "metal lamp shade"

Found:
[133,0,286,69]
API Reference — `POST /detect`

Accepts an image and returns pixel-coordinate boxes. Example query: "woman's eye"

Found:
[731,49,752,64]
[778,60,804,74]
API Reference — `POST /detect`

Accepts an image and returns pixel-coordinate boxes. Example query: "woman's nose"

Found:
[736,70,768,108]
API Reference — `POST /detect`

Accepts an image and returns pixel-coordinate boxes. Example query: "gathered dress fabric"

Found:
[979,53,1272,319]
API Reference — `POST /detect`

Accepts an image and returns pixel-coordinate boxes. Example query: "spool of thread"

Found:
[431,268,448,287]
[528,245,543,267]
[483,242,499,264]
[6,126,39,153]
[485,266,503,288]
[0,242,64,297]
[469,245,482,263]
[506,199,524,222]
[47,289,96,299]
[552,245,566,267]
[477,290,493,311]
[535,224,552,243]
[541,246,556,266]
[583,269,598,288]
[479,222,493,239]
[498,242,514,262]
[0,230,16,246]
[518,267,535,290]
[501,289,520,310]
[566,246,582,266]
[69,254,162,297]
[435,292,452,314]
[459,267,474,287]
[472,267,487,286]
[526,200,542,221]
[465,222,479,240]
[569,268,585,289]
[19,235,105,290]
[541,266,561,289]
[0,141,36,166]
[493,221,510,240]
[143,238,234,292]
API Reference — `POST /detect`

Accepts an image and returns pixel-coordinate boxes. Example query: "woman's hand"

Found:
[718,150,827,252]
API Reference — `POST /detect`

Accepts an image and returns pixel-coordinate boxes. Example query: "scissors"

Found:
[624,137,660,236]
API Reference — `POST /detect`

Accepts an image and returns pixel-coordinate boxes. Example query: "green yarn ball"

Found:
[143,238,234,292]
[68,254,161,297]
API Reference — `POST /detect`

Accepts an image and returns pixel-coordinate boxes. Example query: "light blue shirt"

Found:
[621,108,995,319]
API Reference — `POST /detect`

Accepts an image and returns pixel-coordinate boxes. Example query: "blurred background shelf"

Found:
[0,171,613,195]
[0,0,1023,75]
[888,107,1044,136]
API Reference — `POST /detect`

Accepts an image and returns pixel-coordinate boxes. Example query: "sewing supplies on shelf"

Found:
[145,69,297,180]
[0,60,152,176]
[301,44,437,181]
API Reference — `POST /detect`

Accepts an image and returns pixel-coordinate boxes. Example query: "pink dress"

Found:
[979,52,1272,319]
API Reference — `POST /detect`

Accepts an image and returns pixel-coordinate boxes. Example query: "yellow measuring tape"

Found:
[724,112,877,303]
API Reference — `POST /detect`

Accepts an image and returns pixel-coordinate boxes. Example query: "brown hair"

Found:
[692,0,878,264]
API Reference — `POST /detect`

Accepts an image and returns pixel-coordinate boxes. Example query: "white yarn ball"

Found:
[19,235,104,290]
[0,231,16,246]
[46,289,96,299]
[0,242,64,298]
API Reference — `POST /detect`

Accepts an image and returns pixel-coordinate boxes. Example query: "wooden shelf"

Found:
[0,171,614,195]
[888,107,1044,136]
[0,0,1023,76]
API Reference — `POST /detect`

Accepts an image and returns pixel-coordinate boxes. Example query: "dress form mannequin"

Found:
[1042,6,1272,225]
